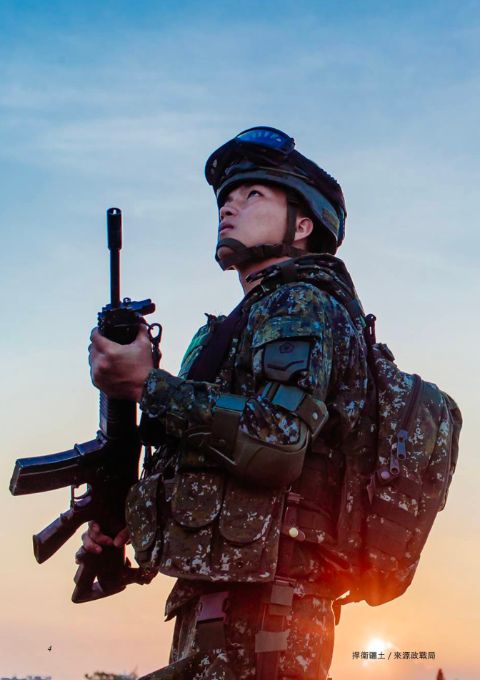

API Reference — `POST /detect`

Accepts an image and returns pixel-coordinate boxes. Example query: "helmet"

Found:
[205,126,346,270]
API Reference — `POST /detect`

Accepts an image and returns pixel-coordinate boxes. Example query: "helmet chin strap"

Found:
[215,192,304,271]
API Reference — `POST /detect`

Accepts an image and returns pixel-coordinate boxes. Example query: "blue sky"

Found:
[1,0,478,346]
[0,2,479,678]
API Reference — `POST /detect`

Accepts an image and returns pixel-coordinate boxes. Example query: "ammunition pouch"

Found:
[126,465,285,582]
[127,386,329,583]
[125,472,165,568]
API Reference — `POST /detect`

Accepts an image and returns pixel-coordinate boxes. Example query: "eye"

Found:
[247,188,262,199]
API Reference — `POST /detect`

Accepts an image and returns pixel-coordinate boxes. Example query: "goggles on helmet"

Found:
[205,126,296,189]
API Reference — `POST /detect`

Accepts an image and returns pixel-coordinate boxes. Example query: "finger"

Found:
[87,521,102,537]
[75,546,87,564]
[134,324,152,348]
[113,527,130,548]
[87,521,114,546]
[95,533,115,546]
[81,530,103,554]
[91,328,117,352]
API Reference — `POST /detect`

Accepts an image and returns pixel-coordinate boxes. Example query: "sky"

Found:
[0,1,479,678]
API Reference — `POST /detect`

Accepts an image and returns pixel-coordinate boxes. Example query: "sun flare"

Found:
[366,637,393,652]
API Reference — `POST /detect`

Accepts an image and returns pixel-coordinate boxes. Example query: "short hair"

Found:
[296,198,337,255]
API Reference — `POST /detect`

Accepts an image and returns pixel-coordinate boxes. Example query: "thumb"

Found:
[113,526,130,547]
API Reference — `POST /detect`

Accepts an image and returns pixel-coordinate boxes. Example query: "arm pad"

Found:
[188,388,328,488]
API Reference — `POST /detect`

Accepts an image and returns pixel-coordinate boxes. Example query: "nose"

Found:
[219,200,237,221]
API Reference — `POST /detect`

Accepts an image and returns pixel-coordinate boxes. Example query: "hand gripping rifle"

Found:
[9,208,161,603]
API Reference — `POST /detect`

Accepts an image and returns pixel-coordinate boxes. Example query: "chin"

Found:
[217,244,234,257]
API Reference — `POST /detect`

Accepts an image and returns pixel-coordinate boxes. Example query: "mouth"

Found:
[218,223,234,236]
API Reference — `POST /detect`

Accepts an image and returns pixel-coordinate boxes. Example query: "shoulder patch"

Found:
[263,339,311,382]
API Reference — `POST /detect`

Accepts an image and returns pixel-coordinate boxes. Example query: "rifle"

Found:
[9,208,161,603]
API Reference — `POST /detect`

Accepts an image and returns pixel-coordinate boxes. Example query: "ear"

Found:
[294,216,314,243]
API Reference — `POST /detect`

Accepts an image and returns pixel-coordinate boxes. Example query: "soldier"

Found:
[84,126,371,679]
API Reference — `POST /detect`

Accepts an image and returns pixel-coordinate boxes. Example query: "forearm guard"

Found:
[188,384,328,488]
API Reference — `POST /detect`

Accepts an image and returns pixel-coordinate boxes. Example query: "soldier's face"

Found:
[218,183,288,250]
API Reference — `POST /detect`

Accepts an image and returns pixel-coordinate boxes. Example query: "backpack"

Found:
[258,255,462,606]
[342,324,461,606]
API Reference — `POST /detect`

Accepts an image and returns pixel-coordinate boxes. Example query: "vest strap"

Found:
[196,590,230,652]
[255,578,295,680]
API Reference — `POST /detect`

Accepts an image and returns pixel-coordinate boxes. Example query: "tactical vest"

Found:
[127,271,358,593]
[126,447,350,591]
[127,255,460,606]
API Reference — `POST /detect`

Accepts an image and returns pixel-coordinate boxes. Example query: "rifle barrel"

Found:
[107,207,122,307]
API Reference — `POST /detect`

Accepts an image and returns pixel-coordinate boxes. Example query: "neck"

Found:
[237,256,292,294]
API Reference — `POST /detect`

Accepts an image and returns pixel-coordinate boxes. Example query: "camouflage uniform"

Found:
[132,257,370,680]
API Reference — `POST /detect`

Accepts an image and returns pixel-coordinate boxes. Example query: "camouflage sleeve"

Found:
[247,282,370,441]
[141,368,222,437]
[240,282,333,446]
[140,283,339,446]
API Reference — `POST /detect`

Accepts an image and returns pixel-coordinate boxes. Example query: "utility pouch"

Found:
[125,472,164,567]
[213,478,284,580]
[157,469,284,582]
[159,470,224,578]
